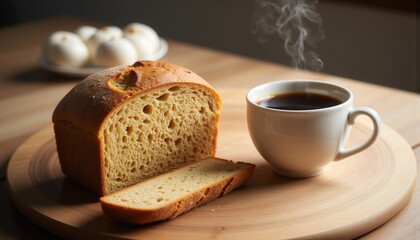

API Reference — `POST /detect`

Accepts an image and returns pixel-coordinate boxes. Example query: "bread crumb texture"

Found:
[103,159,245,208]
[101,84,219,193]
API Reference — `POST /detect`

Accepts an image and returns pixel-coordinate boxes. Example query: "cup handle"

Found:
[335,107,381,161]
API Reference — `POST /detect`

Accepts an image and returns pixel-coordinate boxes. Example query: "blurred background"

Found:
[0,0,418,92]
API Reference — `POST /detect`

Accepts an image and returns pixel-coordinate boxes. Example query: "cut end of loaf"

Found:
[101,83,220,194]
[100,158,255,225]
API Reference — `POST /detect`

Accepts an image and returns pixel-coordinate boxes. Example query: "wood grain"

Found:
[7,89,416,240]
[366,148,420,240]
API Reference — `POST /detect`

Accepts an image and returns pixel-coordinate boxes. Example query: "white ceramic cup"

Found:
[246,80,381,178]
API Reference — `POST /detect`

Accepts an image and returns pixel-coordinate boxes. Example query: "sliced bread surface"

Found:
[100,158,255,224]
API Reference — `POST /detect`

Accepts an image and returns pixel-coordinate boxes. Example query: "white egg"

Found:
[86,26,123,58]
[124,23,160,53]
[93,38,138,67]
[75,25,97,42]
[44,31,89,67]
[125,34,155,60]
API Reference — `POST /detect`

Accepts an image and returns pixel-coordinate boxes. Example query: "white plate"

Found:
[39,38,168,78]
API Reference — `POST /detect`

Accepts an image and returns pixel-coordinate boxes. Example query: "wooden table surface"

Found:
[0,16,419,240]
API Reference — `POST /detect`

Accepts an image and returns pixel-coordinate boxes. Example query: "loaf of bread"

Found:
[100,157,255,224]
[53,61,222,196]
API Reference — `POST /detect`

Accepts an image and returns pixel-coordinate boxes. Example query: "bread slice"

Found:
[100,158,255,224]
[53,61,222,195]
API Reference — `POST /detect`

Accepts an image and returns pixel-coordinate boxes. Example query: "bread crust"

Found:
[53,61,222,195]
[100,159,255,225]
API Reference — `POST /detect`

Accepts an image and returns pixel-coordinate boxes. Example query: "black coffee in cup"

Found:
[258,92,342,110]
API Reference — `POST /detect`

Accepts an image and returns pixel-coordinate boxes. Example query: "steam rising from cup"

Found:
[252,0,324,71]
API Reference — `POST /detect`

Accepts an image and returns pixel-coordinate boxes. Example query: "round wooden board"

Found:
[7,89,416,240]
